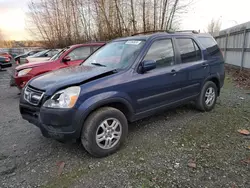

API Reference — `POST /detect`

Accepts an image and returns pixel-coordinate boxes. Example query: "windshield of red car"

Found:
[50,47,69,61]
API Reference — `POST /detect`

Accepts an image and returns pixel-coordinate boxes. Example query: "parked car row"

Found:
[17,31,225,157]
[13,42,105,89]
[0,52,13,60]
[14,50,43,64]
[0,55,12,70]
[25,49,61,63]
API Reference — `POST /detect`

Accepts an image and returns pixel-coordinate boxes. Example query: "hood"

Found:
[15,54,26,59]
[16,60,53,71]
[29,65,117,95]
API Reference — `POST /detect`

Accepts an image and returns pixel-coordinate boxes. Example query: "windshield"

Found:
[31,50,49,57]
[50,47,69,61]
[83,40,145,69]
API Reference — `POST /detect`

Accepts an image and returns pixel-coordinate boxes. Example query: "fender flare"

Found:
[75,95,135,137]
[202,73,221,94]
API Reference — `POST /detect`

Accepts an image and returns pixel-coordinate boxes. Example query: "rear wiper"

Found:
[91,63,106,67]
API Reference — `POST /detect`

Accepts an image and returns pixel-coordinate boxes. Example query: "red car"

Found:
[0,52,12,60]
[14,42,105,89]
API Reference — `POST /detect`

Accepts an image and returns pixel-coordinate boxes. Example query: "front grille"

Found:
[24,86,44,106]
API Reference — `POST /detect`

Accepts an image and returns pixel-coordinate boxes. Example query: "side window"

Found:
[67,47,91,61]
[51,50,59,56]
[198,37,222,57]
[46,50,56,57]
[143,39,174,68]
[176,38,202,63]
[29,51,37,56]
[92,46,101,52]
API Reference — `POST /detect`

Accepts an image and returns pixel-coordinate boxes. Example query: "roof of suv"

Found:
[114,32,212,42]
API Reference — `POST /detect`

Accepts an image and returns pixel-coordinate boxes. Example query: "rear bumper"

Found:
[19,101,82,141]
[0,62,12,68]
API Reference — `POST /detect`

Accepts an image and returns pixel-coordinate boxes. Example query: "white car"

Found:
[25,49,60,63]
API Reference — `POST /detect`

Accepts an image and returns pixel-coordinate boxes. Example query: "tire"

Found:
[196,81,218,112]
[81,107,128,157]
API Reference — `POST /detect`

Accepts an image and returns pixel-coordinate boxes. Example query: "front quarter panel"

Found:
[76,91,134,114]
[74,91,134,134]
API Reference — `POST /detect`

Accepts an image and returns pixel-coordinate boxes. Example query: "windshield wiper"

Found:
[91,63,106,67]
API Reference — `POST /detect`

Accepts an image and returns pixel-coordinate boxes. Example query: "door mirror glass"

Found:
[141,60,156,73]
[62,56,71,62]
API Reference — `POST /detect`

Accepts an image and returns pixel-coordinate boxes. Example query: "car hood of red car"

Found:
[16,60,54,71]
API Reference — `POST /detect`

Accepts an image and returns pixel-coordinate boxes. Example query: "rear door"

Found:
[174,37,209,98]
[197,37,224,82]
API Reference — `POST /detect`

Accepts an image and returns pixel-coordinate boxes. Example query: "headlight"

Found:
[43,86,81,108]
[18,68,32,76]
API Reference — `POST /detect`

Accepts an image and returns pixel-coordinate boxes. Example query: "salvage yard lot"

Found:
[0,68,250,188]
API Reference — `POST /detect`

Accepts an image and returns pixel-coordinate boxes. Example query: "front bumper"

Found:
[19,100,82,141]
[14,74,33,89]
[0,62,12,68]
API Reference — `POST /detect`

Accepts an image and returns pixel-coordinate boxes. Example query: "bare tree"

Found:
[27,0,192,47]
[153,0,157,30]
[130,0,137,33]
[206,18,221,36]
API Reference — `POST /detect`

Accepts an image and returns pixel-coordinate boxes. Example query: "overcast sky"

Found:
[1,0,250,40]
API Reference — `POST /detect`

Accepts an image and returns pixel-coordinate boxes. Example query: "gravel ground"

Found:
[0,67,250,188]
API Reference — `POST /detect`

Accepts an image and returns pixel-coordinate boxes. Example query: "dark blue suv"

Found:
[20,31,225,157]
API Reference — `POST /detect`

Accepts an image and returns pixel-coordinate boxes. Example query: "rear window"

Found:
[198,37,221,57]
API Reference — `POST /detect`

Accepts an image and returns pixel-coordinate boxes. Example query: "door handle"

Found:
[202,63,209,67]
[171,69,177,76]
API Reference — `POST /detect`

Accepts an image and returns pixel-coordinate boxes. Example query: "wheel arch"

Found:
[76,97,134,138]
[204,75,221,96]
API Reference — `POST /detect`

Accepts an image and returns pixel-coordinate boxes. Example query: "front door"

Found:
[63,46,92,67]
[129,38,186,113]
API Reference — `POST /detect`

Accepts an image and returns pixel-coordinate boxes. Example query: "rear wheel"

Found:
[81,107,128,157]
[196,81,218,111]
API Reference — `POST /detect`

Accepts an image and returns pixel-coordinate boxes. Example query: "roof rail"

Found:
[174,30,200,34]
[131,30,200,36]
[131,30,168,36]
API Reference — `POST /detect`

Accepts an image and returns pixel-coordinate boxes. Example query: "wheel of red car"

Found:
[81,107,128,157]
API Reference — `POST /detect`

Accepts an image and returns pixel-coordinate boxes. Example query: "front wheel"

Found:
[81,107,128,157]
[196,81,218,112]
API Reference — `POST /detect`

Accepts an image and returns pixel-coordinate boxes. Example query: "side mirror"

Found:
[62,56,71,63]
[44,54,48,57]
[140,60,156,73]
